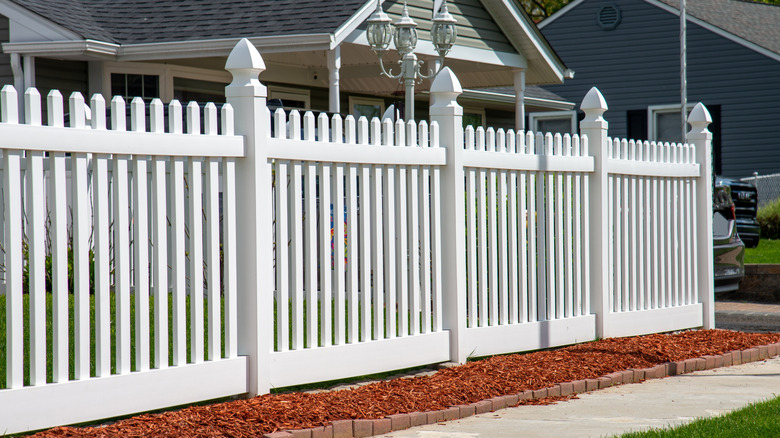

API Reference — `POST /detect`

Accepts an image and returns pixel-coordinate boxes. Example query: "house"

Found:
[536,0,780,178]
[0,0,575,129]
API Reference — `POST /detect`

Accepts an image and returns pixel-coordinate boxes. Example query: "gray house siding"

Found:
[35,57,89,101]
[540,0,780,178]
[0,16,13,87]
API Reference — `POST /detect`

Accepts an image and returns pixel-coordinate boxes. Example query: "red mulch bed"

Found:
[35,329,780,437]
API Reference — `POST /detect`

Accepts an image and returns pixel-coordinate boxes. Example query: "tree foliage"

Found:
[519,0,572,22]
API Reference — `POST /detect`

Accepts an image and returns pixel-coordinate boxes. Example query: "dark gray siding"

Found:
[540,0,780,178]
[0,16,13,88]
[35,58,88,100]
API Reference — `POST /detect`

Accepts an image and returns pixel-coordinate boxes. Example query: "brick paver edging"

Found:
[262,342,780,438]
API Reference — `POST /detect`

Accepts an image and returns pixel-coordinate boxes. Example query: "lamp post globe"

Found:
[366,3,393,55]
[431,3,457,57]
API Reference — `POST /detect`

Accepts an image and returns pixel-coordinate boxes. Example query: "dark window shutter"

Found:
[626,109,648,142]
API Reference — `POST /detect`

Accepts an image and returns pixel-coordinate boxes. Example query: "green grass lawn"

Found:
[744,239,780,264]
[619,396,780,437]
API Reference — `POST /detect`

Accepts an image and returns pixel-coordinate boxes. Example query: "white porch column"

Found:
[23,56,36,89]
[327,46,341,114]
[514,69,525,131]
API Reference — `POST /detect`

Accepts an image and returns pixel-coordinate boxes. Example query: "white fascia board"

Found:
[482,0,567,82]
[460,88,575,110]
[333,0,377,46]
[0,0,82,41]
[345,29,527,68]
[645,0,780,63]
[537,0,585,29]
[2,39,119,58]
[3,34,334,61]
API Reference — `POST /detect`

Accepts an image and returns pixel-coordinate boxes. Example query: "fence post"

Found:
[225,39,273,395]
[579,87,611,338]
[429,67,468,363]
[687,103,715,329]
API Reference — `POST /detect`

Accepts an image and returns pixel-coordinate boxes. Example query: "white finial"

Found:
[430,67,462,108]
[225,38,265,88]
[581,87,607,123]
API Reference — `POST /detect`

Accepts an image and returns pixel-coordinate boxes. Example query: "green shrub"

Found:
[758,198,780,239]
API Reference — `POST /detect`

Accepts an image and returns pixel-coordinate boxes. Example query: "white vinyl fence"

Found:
[0,39,715,434]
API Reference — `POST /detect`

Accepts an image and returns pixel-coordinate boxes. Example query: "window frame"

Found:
[462,106,486,128]
[528,110,577,134]
[268,85,311,110]
[348,96,385,120]
[647,103,696,142]
[101,62,231,103]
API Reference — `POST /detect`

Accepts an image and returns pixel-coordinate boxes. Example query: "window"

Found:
[268,86,311,110]
[111,73,159,101]
[173,77,227,104]
[529,110,577,135]
[648,104,696,143]
[463,107,486,129]
[349,96,385,120]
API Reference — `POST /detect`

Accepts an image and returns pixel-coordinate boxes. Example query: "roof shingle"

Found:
[11,0,369,44]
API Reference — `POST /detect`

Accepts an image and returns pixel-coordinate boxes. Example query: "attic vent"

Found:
[597,4,622,30]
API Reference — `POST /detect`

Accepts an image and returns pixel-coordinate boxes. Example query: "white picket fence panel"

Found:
[0,39,716,434]
[0,86,246,433]
[266,109,449,387]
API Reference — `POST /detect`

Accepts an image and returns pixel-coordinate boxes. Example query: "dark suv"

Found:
[713,185,745,293]
[716,177,759,248]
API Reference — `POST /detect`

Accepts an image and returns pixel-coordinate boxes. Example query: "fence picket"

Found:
[275,161,290,351]
[304,162,318,348]
[346,163,359,343]
[171,156,187,365]
[205,157,221,359]
[27,148,46,385]
[93,152,111,376]
[152,156,169,368]
[291,161,304,350]
[3,145,23,388]
[50,150,68,382]
[319,162,333,346]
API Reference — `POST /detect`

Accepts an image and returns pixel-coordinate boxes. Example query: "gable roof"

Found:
[9,0,368,44]
[653,0,780,56]
[541,0,780,60]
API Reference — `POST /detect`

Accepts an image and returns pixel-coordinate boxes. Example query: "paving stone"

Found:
[474,400,493,414]
[722,352,733,367]
[504,393,520,407]
[289,429,312,438]
[532,388,548,399]
[457,404,476,418]
[331,420,352,438]
[598,377,612,389]
[426,410,444,424]
[519,390,534,400]
[409,412,428,427]
[759,345,769,359]
[373,418,391,435]
[769,343,778,357]
[750,348,760,362]
[685,358,698,373]
[311,426,333,438]
[670,361,686,375]
[559,382,574,396]
[353,419,374,438]
[442,407,460,421]
[490,396,507,411]
[585,379,600,391]
[263,432,293,438]
[547,385,561,397]
[695,358,706,371]
[732,350,743,365]
[632,369,645,382]
[572,380,586,393]
[386,414,410,431]
[607,372,622,385]
[704,355,717,369]
[620,370,634,383]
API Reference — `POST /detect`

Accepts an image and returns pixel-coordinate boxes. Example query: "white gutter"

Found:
[460,88,576,110]
[2,34,335,61]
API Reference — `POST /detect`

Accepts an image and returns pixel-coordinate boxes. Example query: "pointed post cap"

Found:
[687,102,711,127]
[430,67,462,108]
[580,87,608,123]
[226,38,266,88]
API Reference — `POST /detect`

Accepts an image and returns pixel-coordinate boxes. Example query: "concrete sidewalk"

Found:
[372,356,780,438]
